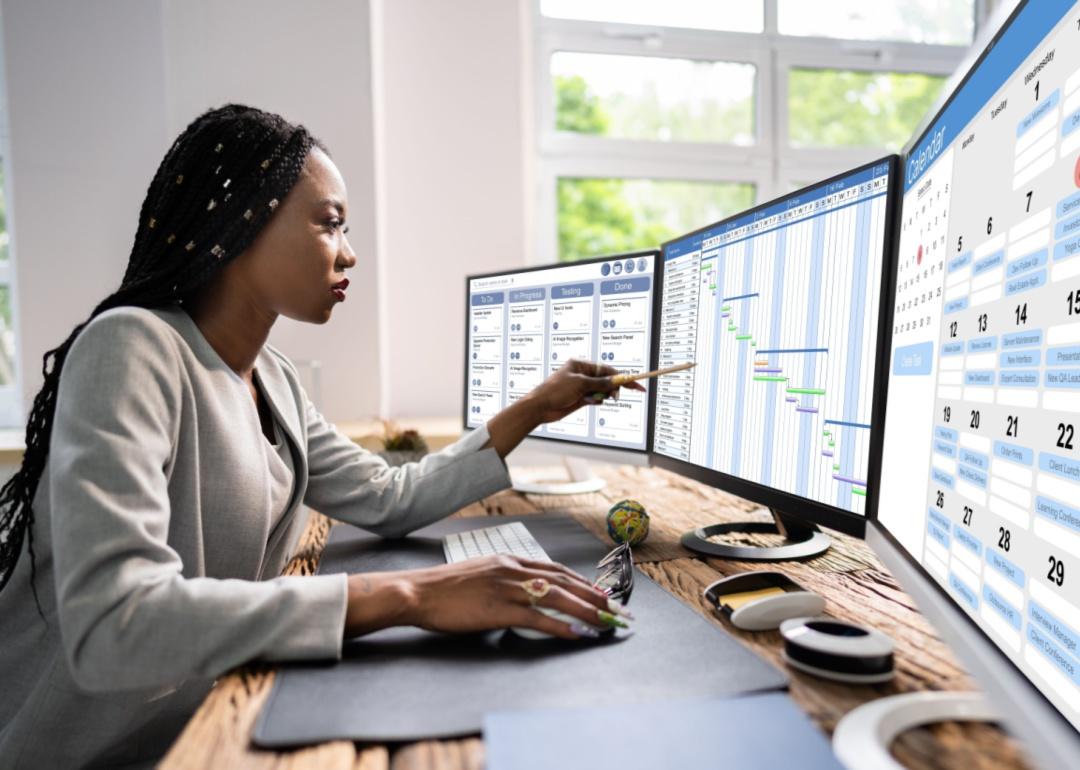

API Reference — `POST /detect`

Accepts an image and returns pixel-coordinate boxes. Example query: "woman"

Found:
[0,105,641,768]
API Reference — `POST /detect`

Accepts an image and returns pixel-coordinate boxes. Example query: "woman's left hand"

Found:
[528,358,646,424]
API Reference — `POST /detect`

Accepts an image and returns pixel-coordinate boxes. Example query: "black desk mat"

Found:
[253,513,787,746]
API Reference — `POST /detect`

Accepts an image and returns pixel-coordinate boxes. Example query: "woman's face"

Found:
[236,147,357,324]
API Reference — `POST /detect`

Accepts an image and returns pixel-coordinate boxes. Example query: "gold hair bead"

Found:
[176,174,184,185]
[260,159,270,170]
[211,244,224,258]
[185,240,195,251]
[222,178,231,188]
[268,198,279,210]
[214,165,222,175]
[207,199,217,211]
[214,143,223,153]
[243,209,253,220]
[167,234,176,244]
[148,217,156,229]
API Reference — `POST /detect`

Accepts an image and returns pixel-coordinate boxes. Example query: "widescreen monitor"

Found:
[870,1,1080,764]
[650,157,898,558]
[464,252,659,455]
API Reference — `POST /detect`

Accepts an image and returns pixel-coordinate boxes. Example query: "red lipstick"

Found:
[331,277,349,302]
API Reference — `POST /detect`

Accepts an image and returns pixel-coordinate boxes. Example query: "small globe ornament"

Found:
[606,499,650,545]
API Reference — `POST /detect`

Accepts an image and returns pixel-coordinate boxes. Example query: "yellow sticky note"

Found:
[717,586,786,610]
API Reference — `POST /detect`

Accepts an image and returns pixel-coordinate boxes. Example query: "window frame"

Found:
[534,0,992,262]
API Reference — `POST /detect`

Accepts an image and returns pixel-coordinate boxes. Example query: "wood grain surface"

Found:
[159,465,1035,770]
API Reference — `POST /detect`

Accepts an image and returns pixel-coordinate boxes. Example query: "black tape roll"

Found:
[779,618,895,680]
[783,637,894,677]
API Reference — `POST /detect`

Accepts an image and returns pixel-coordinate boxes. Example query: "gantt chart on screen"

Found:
[466,256,654,450]
[878,0,1080,730]
[654,162,890,515]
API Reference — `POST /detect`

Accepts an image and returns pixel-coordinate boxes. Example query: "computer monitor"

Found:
[649,157,899,560]
[868,1,1080,765]
[464,251,660,491]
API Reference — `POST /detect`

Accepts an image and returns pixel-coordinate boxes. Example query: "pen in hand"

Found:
[588,362,696,403]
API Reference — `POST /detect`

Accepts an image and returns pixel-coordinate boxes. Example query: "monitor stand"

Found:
[680,507,831,561]
[832,692,997,770]
[511,456,606,495]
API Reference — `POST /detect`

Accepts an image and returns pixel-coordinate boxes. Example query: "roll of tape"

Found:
[779,617,895,684]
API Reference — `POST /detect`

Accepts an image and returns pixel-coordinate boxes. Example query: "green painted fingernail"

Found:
[597,610,629,629]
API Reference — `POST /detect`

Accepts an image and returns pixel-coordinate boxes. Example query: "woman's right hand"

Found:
[343,555,620,639]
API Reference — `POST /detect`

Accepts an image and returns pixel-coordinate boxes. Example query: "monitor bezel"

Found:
[462,249,662,454]
[646,155,901,539]
[868,0,1080,744]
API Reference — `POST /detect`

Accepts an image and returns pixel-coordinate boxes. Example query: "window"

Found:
[787,69,947,151]
[552,52,756,145]
[536,0,987,263]
[540,0,764,34]
[557,178,754,260]
[777,0,975,45]
[0,24,21,427]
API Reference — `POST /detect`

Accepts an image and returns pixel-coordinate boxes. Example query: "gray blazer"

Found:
[0,306,511,769]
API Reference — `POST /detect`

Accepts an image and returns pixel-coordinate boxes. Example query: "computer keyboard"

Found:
[442,522,552,564]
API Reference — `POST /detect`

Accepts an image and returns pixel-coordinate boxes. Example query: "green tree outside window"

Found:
[553,66,945,262]
[788,69,947,150]
[554,75,753,261]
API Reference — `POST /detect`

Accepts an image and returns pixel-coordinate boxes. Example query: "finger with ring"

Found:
[520,577,551,606]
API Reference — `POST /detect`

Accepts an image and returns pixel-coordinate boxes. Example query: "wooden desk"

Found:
[160,465,1034,770]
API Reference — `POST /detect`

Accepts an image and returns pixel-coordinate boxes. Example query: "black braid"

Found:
[0,104,327,608]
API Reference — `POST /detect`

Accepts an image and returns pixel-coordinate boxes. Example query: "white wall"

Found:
[2,0,381,423]
[372,0,530,418]
[163,0,381,421]
[2,0,170,413]
[2,0,531,425]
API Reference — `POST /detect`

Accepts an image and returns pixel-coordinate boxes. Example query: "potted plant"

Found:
[376,419,430,467]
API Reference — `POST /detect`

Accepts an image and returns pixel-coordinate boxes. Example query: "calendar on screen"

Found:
[878,0,1080,732]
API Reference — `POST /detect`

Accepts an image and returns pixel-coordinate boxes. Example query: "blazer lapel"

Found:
[158,305,306,461]
[252,352,305,454]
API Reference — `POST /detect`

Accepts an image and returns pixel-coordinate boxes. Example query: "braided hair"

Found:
[0,104,325,602]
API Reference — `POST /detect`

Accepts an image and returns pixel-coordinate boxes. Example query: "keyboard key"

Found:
[443,522,552,564]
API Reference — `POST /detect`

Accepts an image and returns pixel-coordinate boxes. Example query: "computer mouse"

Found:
[511,607,606,640]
